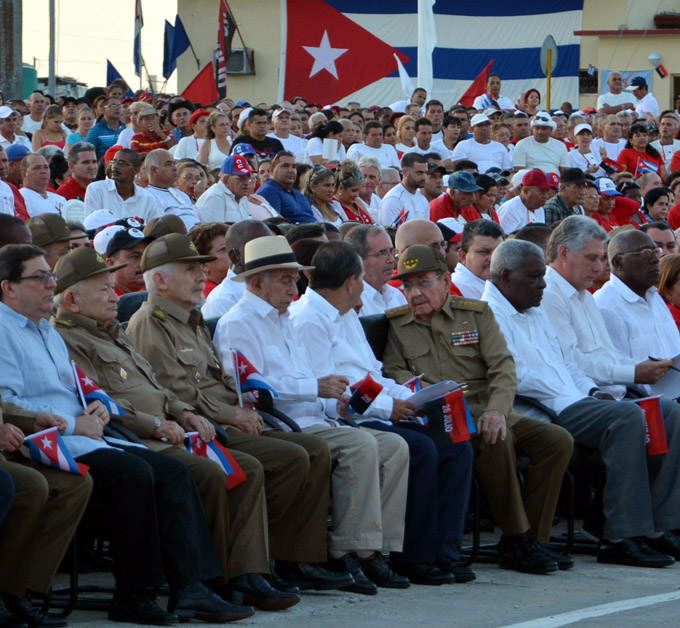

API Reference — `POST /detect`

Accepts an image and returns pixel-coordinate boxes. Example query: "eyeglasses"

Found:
[16,272,57,285]
[364,248,397,261]
[616,246,662,261]
[402,273,444,292]
[110,159,134,167]
[340,171,364,183]
[106,104,122,109]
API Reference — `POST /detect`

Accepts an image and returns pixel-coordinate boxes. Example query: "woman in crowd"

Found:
[659,253,680,333]
[174,108,209,160]
[517,88,542,116]
[643,187,672,224]
[304,120,346,165]
[32,104,67,150]
[187,222,230,297]
[395,115,417,155]
[581,181,600,219]
[304,166,345,226]
[463,174,500,223]
[65,108,95,153]
[617,123,667,180]
[569,124,606,177]
[492,122,513,156]
[382,123,398,147]
[334,159,373,223]
[197,111,232,170]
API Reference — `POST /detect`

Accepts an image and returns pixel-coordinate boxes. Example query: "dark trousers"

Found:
[78,446,223,591]
[0,469,14,528]
[362,420,473,562]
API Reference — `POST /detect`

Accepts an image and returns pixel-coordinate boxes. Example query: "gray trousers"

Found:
[557,397,680,540]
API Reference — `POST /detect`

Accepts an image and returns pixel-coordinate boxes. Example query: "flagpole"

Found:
[232,349,244,408]
[277,0,287,101]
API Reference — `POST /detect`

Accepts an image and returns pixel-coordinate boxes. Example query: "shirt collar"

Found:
[610,273,658,304]
[455,263,486,289]
[303,288,341,323]
[545,266,582,301]
[148,293,195,326]
[0,301,38,330]
[242,289,281,321]
[54,308,118,337]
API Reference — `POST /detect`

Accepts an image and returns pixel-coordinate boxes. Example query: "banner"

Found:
[424,389,476,448]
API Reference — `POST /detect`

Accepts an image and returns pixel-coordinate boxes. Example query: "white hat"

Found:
[531,112,556,130]
[61,199,86,223]
[470,113,492,127]
[272,108,292,120]
[511,169,530,188]
[93,225,124,255]
[237,107,253,130]
[0,106,16,120]
[233,235,313,282]
[574,123,593,136]
[83,209,117,232]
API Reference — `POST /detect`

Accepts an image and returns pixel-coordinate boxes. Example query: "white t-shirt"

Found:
[266,133,307,154]
[473,94,515,111]
[20,188,67,217]
[346,143,400,169]
[173,135,205,160]
[635,93,660,119]
[497,195,545,234]
[512,137,570,173]
[591,138,627,161]
[568,149,606,178]
[378,183,430,226]
[21,116,43,135]
[651,139,680,171]
[303,137,346,164]
[451,138,512,173]
[402,143,447,160]
[117,126,135,149]
[596,92,632,111]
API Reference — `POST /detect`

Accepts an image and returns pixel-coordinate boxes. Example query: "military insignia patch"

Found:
[96,253,105,264]
[451,329,480,346]
[189,242,198,252]
[403,258,418,269]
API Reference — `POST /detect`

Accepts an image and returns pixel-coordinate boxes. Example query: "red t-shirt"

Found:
[667,302,680,335]
[4,181,29,221]
[430,194,462,222]
[130,130,172,154]
[461,205,500,224]
[56,177,87,201]
[203,279,218,297]
[335,199,373,224]
[616,148,664,178]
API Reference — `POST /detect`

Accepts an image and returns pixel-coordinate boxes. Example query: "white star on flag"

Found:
[41,436,53,449]
[303,31,348,79]
[81,375,93,388]
[239,363,247,375]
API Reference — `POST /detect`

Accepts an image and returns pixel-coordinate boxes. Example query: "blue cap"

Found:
[448,171,482,193]
[235,100,251,108]
[232,143,257,157]
[221,154,255,176]
[626,76,648,91]
[5,144,31,162]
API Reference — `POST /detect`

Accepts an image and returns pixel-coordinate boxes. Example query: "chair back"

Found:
[359,314,389,361]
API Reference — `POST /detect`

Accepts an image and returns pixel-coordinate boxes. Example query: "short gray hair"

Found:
[546,216,608,263]
[490,239,544,280]
[358,156,382,171]
[67,141,96,165]
[145,148,166,175]
[344,224,388,258]
[53,278,86,310]
[143,262,177,293]
[381,167,400,183]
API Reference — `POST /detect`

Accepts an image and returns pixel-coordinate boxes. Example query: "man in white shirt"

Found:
[626,76,660,121]
[379,153,429,227]
[403,118,446,160]
[425,100,445,142]
[345,225,407,316]
[497,169,548,234]
[451,219,504,299]
[357,156,383,221]
[389,88,427,114]
[144,149,199,230]
[202,220,271,319]
[452,114,512,173]
[290,241,474,585]
[214,236,409,593]
[650,113,680,171]
[347,122,400,169]
[19,154,66,218]
[195,155,254,224]
[485,238,680,568]
[266,109,306,154]
[512,113,570,174]
[473,74,516,111]
[84,149,160,223]
[590,115,628,161]
[20,92,46,135]
[596,72,636,115]
[0,108,32,150]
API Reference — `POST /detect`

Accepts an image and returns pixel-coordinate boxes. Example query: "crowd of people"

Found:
[3,70,680,626]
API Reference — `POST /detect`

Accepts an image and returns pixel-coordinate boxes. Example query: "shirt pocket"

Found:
[95,352,143,394]
[176,349,205,385]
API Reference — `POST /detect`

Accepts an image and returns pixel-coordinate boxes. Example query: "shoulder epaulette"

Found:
[152,306,167,321]
[54,318,75,327]
[386,305,411,319]
[450,297,487,313]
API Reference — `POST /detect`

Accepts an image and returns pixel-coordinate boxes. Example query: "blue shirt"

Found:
[85,119,124,158]
[0,302,108,457]
[258,179,316,224]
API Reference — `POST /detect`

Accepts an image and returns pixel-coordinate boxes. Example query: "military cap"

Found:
[54,245,125,294]
[394,244,448,280]
[141,233,216,272]
[28,213,81,247]
[143,214,188,239]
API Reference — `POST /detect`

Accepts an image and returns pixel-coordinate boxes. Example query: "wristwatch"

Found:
[154,417,162,432]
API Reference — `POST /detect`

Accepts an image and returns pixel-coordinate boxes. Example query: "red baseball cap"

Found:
[221,154,255,175]
[189,108,209,129]
[547,172,560,189]
[104,144,124,164]
[521,169,550,191]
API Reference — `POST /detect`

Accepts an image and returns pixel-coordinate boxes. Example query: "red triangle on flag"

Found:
[284,0,410,104]
[182,62,219,106]
[459,60,495,108]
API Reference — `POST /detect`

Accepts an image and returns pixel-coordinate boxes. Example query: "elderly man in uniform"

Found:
[50,247,297,612]
[484,238,680,567]
[382,245,574,574]
[126,233,351,595]
[215,235,410,595]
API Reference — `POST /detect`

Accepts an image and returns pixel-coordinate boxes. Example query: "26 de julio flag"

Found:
[635,396,668,456]
[231,349,278,410]
[185,432,247,489]
[25,427,90,476]
[72,362,125,416]
[424,388,476,448]
[348,373,383,415]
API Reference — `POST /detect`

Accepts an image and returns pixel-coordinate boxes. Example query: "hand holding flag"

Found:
[25,427,90,476]
[231,349,278,412]
[347,373,384,415]
[185,431,247,489]
[72,362,126,416]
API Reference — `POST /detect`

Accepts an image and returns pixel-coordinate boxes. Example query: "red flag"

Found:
[182,63,219,106]
[284,0,410,104]
[216,0,236,91]
[348,373,384,415]
[424,388,476,447]
[635,396,669,456]
[459,60,495,108]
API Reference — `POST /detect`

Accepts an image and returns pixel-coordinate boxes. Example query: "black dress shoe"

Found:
[360,552,410,589]
[269,560,300,595]
[390,562,455,585]
[228,574,299,611]
[436,558,476,583]
[535,543,575,571]
[497,537,558,575]
[0,598,28,628]
[109,590,179,625]
[3,596,67,628]
[333,554,377,595]
[597,538,675,568]
[169,582,254,622]
[275,561,354,591]
[644,532,680,561]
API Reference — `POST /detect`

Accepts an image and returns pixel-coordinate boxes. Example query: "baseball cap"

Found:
[522,169,550,190]
[28,214,81,247]
[54,246,126,295]
[237,107,253,129]
[137,104,159,119]
[189,108,209,129]
[483,107,501,118]
[272,108,292,120]
[531,112,556,129]
[594,178,622,196]
[141,233,216,272]
[143,214,188,239]
[221,154,255,175]
[437,220,464,243]
[470,113,491,127]
[427,163,447,175]
[394,245,448,280]
[0,106,16,120]
[5,145,31,163]
[106,226,148,257]
[574,123,593,136]
[114,217,143,230]
[625,76,648,91]
[83,209,117,235]
[448,171,482,192]
[512,169,530,188]
[232,143,257,157]
[92,225,124,255]
[235,100,251,108]
[560,168,587,185]
[547,172,560,188]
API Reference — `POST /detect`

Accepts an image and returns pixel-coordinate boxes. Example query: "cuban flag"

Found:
[634,396,668,456]
[636,156,660,176]
[392,207,409,228]
[424,388,476,448]
[72,362,125,416]
[403,375,423,393]
[25,428,90,476]
[231,350,278,410]
[185,432,247,489]
[347,373,384,415]
[281,0,583,109]
[133,0,144,77]
[587,63,597,76]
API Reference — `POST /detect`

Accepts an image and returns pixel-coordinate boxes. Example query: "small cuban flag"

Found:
[25,427,90,476]
[347,373,384,415]
[72,362,126,416]
[231,349,278,411]
[636,156,660,176]
[424,388,476,448]
[185,432,247,489]
[403,375,423,393]
[634,396,668,456]
[587,64,597,76]
[392,207,409,228]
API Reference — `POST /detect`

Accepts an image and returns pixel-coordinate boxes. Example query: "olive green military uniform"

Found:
[126,293,331,563]
[51,310,269,581]
[382,296,573,541]
[0,397,92,596]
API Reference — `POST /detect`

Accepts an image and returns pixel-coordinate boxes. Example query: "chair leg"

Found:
[461,475,480,567]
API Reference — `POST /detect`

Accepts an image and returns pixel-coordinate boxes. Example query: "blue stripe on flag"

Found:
[324,0,583,16]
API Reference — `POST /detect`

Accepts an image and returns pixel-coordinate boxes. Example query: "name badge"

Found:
[451,330,479,346]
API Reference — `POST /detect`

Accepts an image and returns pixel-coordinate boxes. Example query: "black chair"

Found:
[116,291,148,326]
[205,316,220,339]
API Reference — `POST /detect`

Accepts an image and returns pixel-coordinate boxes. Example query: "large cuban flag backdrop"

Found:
[282,0,583,109]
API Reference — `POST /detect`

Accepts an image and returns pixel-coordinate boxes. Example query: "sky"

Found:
[23,0,179,93]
